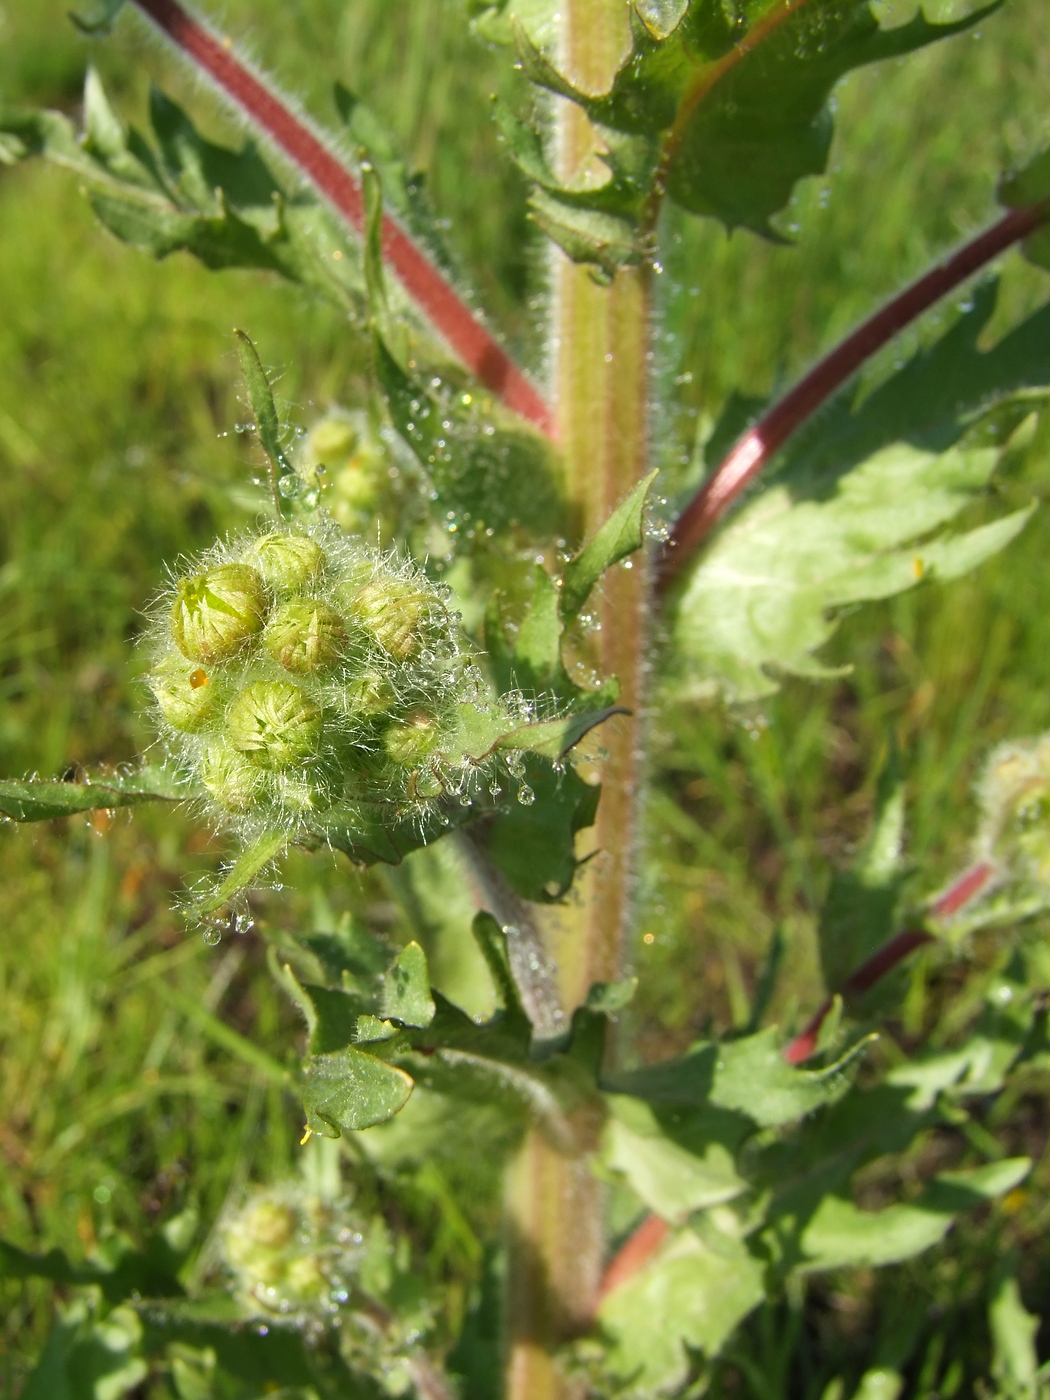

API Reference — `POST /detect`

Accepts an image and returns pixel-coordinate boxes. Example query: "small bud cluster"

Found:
[296,410,399,540]
[220,1187,364,1322]
[976,734,1050,886]
[143,520,494,839]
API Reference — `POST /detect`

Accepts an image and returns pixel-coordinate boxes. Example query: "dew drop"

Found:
[202,922,223,946]
[517,784,535,806]
[278,473,302,498]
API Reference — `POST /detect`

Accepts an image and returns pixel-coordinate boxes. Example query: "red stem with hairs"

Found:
[129,0,554,438]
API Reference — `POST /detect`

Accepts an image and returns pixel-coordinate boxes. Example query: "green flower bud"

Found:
[240,1199,298,1250]
[227,681,322,769]
[171,563,266,663]
[285,1254,327,1299]
[343,578,435,660]
[342,670,397,718]
[263,598,347,674]
[199,743,261,811]
[250,532,326,592]
[384,711,441,765]
[148,658,217,733]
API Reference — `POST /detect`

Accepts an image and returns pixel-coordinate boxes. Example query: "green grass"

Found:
[3,0,1050,1392]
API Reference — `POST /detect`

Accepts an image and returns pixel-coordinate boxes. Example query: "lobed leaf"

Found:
[0,73,368,314]
[671,439,1034,703]
[380,941,437,1028]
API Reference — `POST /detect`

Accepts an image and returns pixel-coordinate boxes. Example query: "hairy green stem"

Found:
[505,5,652,1394]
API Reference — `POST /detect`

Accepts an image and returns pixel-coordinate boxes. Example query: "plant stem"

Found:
[659,202,1050,586]
[505,6,652,1395]
[129,0,553,436]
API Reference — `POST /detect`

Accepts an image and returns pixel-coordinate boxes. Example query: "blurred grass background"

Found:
[2,0,1050,1391]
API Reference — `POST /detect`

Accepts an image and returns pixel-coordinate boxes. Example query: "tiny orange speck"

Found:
[189,668,209,689]
[913,557,925,580]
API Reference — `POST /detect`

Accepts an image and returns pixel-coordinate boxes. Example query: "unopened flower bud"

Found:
[285,1254,327,1299]
[149,659,217,732]
[243,1199,298,1250]
[171,563,266,663]
[263,598,347,673]
[343,578,435,660]
[250,532,326,592]
[227,681,322,769]
[199,742,261,811]
[384,711,441,765]
[342,671,396,718]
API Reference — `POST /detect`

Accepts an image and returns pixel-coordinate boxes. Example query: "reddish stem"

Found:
[129,0,554,438]
[600,854,998,1297]
[659,203,1050,587]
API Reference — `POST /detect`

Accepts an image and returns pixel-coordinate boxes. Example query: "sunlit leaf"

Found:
[302,1046,414,1136]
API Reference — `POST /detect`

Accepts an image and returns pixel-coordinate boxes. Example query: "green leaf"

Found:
[302,1046,414,1137]
[0,765,180,822]
[607,1027,872,1128]
[493,705,626,760]
[990,1263,1041,1395]
[70,0,125,36]
[380,941,437,1028]
[483,755,601,901]
[598,1224,765,1393]
[600,1094,748,1222]
[561,469,659,620]
[666,2,998,236]
[797,1158,1030,1273]
[529,190,639,278]
[0,74,368,315]
[371,331,566,539]
[672,439,1033,703]
[22,1300,146,1400]
[234,329,294,484]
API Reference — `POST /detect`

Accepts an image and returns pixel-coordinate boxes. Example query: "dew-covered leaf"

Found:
[665,1,998,236]
[234,329,294,482]
[372,330,565,538]
[561,469,659,620]
[482,756,601,902]
[302,1046,414,1137]
[0,765,180,822]
[597,1225,765,1393]
[380,941,436,1028]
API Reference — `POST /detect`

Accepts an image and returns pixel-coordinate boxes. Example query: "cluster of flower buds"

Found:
[976,733,1050,887]
[295,410,398,540]
[144,521,491,838]
[221,1187,364,1321]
